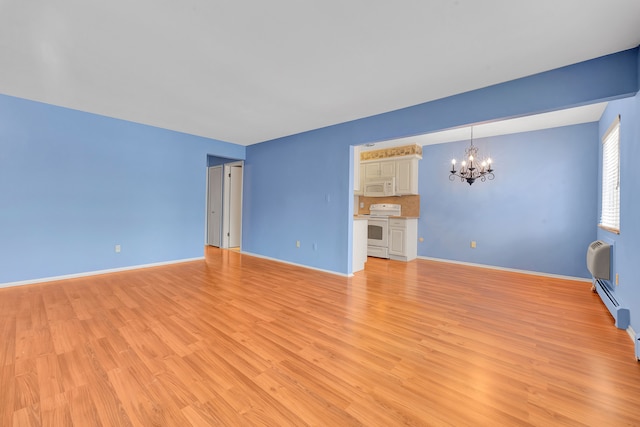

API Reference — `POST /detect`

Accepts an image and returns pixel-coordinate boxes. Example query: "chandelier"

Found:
[449,127,494,185]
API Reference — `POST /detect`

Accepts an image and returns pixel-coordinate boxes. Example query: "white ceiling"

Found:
[0,1,639,146]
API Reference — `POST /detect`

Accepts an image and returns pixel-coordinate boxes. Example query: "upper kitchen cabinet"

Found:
[364,161,396,181]
[394,158,419,195]
[353,145,362,194]
[359,144,422,196]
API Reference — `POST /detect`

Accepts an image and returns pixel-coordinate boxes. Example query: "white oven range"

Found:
[366,203,401,259]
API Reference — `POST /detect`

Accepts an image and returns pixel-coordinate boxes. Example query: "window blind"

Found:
[600,116,620,232]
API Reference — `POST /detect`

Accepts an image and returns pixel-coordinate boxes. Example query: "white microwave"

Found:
[363,178,396,197]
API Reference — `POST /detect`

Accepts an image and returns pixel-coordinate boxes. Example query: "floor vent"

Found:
[593,279,629,329]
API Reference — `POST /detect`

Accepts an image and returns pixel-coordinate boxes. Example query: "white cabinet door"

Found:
[389,218,417,262]
[364,162,382,181]
[353,145,361,193]
[356,165,365,195]
[388,227,406,256]
[395,158,419,195]
[380,161,395,177]
[352,219,368,272]
[364,161,396,181]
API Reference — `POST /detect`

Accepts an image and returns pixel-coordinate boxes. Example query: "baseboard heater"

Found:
[587,240,629,330]
[592,278,630,330]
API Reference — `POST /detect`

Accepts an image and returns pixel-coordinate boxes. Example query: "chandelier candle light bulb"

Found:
[449,126,495,185]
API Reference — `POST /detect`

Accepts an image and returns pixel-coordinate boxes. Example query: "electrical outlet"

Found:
[115,244,121,253]
[616,273,619,285]
[296,240,300,248]
[313,242,318,251]
[470,241,476,249]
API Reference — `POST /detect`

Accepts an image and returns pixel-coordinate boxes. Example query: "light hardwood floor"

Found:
[1,247,639,426]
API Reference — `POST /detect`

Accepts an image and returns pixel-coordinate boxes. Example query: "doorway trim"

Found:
[206,160,244,250]
[206,165,223,247]
[222,161,244,249]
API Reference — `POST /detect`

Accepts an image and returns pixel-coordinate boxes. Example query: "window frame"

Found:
[599,115,620,234]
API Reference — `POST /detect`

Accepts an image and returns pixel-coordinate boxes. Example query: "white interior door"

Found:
[229,164,243,247]
[207,166,223,247]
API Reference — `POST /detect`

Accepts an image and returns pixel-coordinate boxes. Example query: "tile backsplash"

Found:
[357,195,420,217]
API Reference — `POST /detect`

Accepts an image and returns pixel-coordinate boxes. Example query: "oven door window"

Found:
[368,224,384,241]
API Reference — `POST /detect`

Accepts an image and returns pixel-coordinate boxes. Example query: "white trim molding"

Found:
[241,251,350,277]
[418,256,592,282]
[0,257,205,289]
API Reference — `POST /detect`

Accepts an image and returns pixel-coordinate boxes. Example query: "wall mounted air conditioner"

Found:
[586,240,629,330]
[586,240,610,280]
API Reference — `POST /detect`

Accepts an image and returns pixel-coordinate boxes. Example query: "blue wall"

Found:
[418,124,598,277]
[243,128,352,273]
[0,94,245,284]
[1,48,639,284]
[597,91,640,331]
[243,47,638,275]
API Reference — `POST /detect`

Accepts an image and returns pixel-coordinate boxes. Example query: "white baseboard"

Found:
[240,251,350,277]
[417,256,591,283]
[7,253,585,289]
[236,253,591,281]
[0,257,205,289]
